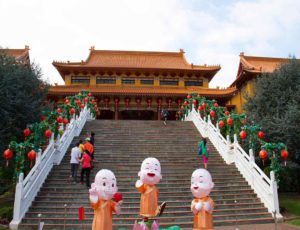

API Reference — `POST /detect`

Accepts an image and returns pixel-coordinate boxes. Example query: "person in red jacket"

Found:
[80,151,92,188]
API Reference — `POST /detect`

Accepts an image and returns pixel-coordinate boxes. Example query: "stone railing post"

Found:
[10,173,24,229]
[36,150,42,165]
[270,171,280,218]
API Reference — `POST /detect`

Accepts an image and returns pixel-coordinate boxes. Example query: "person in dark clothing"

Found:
[161,108,169,125]
[90,132,95,146]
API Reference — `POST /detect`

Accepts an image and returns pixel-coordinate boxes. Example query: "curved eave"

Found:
[48,85,236,98]
[52,63,221,82]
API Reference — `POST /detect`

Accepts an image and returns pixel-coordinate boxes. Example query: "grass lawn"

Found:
[280,193,300,227]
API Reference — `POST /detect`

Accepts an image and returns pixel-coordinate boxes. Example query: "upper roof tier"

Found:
[0,46,30,64]
[231,53,293,87]
[239,52,290,73]
[53,48,221,82]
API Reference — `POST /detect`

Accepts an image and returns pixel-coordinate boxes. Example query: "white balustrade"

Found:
[9,106,94,229]
[185,107,282,219]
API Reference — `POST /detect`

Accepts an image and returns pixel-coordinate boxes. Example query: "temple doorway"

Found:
[120,110,155,120]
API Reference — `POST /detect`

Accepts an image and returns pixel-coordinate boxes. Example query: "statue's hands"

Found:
[115,201,122,215]
[89,187,99,203]
[204,202,213,213]
[195,202,203,211]
[135,180,143,188]
[192,202,202,214]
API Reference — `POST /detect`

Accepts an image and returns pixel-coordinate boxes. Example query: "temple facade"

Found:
[49,47,236,120]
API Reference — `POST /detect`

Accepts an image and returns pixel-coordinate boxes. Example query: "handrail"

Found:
[9,106,94,230]
[185,107,282,219]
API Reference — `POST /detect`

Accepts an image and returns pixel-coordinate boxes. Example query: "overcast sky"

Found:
[1,0,299,87]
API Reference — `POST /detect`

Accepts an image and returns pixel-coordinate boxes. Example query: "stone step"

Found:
[19,120,272,229]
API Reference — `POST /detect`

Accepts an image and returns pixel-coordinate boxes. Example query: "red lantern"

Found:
[181,106,184,110]
[147,98,152,108]
[92,99,96,103]
[63,118,69,125]
[56,108,62,113]
[136,98,141,107]
[23,128,31,137]
[177,98,182,107]
[281,149,288,165]
[224,111,230,116]
[184,101,188,105]
[104,97,110,108]
[125,98,130,108]
[64,99,69,104]
[218,120,225,128]
[113,192,123,202]
[88,92,92,97]
[40,115,46,121]
[44,129,52,138]
[4,149,13,167]
[259,150,268,160]
[178,111,181,115]
[70,108,76,115]
[80,104,85,109]
[167,98,173,108]
[258,131,265,139]
[28,150,37,168]
[202,103,207,109]
[114,98,120,106]
[76,100,81,105]
[187,95,191,99]
[227,118,233,126]
[192,99,197,105]
[214,103,219,107]
[198,106,203,111]
[157,98,162,108]
[56,116,63,123]
[84,97,89,103]
[239,130,247,139]
[210,110,216,117]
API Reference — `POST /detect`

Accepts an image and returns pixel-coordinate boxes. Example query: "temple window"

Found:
[140,79,154,85]
[160,80,179,86]
[184,80,203,86]
[96,77,116,84]
[71,76,90,84]
[122,79,135,84]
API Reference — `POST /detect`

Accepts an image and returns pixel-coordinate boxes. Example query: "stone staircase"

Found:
[19,120,273,229]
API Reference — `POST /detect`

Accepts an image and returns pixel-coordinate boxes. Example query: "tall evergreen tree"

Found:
[0,51,49,187]
[244,59,300,163]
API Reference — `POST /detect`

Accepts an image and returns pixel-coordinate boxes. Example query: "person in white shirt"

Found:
[70,142,81,183]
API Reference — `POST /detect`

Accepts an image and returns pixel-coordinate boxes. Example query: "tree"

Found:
[0,51,49,187]
[244,59,300,191]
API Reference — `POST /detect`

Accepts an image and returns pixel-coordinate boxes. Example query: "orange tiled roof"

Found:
[231,53,293,87]
[53,48,220,70]
[48,85,237,98]
[239,53,290,73]
[53,48,221,82]
[0,46,30,63]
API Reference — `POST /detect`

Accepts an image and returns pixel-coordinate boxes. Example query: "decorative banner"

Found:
[104,97,110,108]
[136,97,142,107]
[157,98,162,108]
[167,98,172,109]
[114,97,120,107]
[146,98,152,108]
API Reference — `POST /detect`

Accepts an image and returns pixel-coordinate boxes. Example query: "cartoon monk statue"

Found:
[191,168,215,230]
[135,157,166,220]
[89,169,122,230]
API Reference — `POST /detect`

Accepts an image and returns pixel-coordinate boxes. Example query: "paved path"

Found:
[215,223,300,230]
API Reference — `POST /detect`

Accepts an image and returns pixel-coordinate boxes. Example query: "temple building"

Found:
[50,47,237,120]
[0,46,30,65]
[227,52,292,113]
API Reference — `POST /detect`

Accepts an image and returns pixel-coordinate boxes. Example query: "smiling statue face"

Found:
[93,169,118,200]
[191,169,214,198]
[139,157,162,185]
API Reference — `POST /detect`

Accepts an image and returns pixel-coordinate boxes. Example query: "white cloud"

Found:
[1,0,300,87]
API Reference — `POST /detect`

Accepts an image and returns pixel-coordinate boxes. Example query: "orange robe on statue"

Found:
[90,199,117,230]
[137,184,159,217]
[191,196,214,230]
